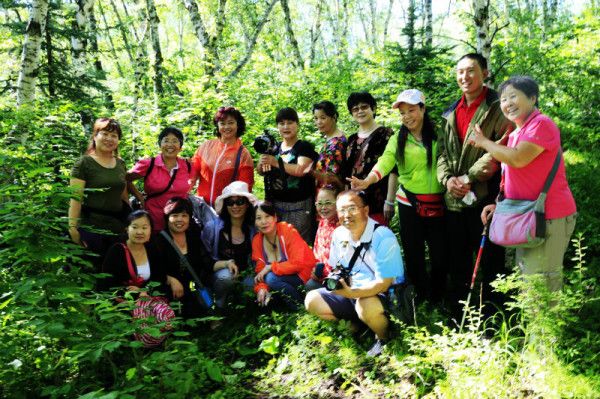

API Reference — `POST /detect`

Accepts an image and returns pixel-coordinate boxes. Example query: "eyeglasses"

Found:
[351,104,371,114]
[225,198,247,207]
[315,200,335,207]
[337,205,363,215]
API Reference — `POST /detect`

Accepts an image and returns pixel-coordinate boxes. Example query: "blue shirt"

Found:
[328,218,405,288]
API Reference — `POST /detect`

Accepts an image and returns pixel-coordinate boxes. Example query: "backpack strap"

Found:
[146,160,180,200]
[230,146,244,183]
[143,157,156,182]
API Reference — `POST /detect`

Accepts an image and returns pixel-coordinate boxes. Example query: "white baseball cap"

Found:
[392,89,426,108]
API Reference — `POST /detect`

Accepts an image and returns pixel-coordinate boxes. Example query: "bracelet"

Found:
[384,200,395,206]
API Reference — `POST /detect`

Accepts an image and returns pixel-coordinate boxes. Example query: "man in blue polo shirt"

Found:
[305,190,404,357]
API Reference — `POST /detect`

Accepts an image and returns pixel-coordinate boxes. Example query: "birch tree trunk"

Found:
[146,0,164,96]
[369,0,377,48]
[97,0,125,77]
[109,0,135,63]
[181,0,225,80]
[229,0,279,78]
[424,0,432,47]
[45,10,55,98]
[404,0,416,54]
[383,0,395,44]
[281,0,304,69]
[473,0,492,71]
[71,0,94,78]
[308,1,323,67]
[16,0,50,107]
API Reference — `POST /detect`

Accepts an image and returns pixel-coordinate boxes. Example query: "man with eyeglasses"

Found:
[305,190,405,357]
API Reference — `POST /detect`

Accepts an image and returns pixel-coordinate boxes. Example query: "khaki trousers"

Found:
[516,213,577,292]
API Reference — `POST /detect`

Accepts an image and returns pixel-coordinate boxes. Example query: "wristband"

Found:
[384,200,395,206]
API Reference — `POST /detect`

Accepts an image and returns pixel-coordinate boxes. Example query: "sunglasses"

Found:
[225,198,247,207]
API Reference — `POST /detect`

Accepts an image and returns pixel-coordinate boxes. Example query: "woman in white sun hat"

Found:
[348,89,446,303]
[201,181,257,308]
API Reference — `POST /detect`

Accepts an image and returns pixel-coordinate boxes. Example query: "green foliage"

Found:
[1,1,599,397]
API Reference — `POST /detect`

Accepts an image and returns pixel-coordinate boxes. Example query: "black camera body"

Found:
[324,264,351,291]
[253,129,279,155]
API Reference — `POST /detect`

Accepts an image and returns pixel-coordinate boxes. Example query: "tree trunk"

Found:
[369,0,377,48]
[281,0,304,69]
[109,0,135,63]
[309,1,323,67]
[473,0,492,71]
[97,0,125,77]
[88,3,115,110]
[16,0,50,107]
[404,0,416,54]
[71,0,94,78]
[132,21,149,159]
[181,0,218,79]
[229,0,279,79]
[424,0,432,47]
[383,0,395,44]
[146,0,164,96]
[45,10,55,98]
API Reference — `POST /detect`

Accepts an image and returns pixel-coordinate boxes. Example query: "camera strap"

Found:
[160,231,206,290]
[346,224,381,274]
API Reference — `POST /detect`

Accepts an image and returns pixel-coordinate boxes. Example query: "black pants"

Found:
[445,206,508,316]
[398,202,447,302]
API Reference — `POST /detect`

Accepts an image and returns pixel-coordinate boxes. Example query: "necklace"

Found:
[264,234,278,250]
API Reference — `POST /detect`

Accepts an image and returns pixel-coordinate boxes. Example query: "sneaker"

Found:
[366,339,386,357]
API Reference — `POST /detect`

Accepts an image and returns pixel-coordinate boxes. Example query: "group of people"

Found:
[67,52,576,355]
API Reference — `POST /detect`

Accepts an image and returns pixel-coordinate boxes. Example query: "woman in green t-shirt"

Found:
[348,89,446,303]
[68,118,129,263]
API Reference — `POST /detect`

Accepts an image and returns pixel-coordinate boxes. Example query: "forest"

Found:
[0,0,599,397]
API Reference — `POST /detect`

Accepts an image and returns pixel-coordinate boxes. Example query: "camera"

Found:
[324,264,351,291]
[253,129,279,155]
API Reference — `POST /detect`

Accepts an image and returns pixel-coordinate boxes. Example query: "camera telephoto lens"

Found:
[324,276,340,291]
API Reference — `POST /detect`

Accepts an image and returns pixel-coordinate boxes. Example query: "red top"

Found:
[504,109,576,220]
[129,156,191,233]
[251,222,316,293]
[191,138,254,206]
[313,216,338,278]
[456,86,488,143]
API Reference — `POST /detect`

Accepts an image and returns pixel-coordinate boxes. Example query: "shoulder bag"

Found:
[489,150,562,248]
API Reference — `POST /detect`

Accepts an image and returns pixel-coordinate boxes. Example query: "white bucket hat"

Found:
[392,89,426,108]
[214,181,258,214]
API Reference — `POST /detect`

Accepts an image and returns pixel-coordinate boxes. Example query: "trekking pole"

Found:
[459,222,490,332]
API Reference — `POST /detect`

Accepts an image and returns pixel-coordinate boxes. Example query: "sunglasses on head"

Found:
[225,197,247,207]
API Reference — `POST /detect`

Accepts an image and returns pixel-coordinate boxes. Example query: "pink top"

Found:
[313,216,338,278]
[129,156,192,232]
[504,109,576,220]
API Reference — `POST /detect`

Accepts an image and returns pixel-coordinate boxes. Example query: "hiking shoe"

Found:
[366,339,386,357]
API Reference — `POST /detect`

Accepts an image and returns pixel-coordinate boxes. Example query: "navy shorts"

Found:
[316,287,388,322]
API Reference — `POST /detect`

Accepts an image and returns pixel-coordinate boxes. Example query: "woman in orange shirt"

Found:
[191,107,254,207]
[252,201,316,310]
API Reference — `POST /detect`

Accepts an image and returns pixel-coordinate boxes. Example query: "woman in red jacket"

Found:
[191,106,254,207]
[252,201,316,310]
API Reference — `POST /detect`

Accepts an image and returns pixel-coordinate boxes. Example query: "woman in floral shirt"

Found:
[311,101,347,191]
[343,92,398,225]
